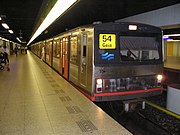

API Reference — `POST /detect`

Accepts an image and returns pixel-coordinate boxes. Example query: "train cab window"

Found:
[119,36,160,61]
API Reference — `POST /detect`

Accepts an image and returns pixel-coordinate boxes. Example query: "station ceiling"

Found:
[0,0,180,44]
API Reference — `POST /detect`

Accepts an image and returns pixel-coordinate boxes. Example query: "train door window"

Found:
[45,42,49,60]
[60,39,63,58]
[40,43,42,55]
[52,39,60,71]
[82,34,87,57]
[70,36,78,64]
[38,43,40,56]
[83,46,86,57]
[62,38,66,69]
[59,39,63,74]
[49,41,53,66]
[64,37,69,59]
[53,40,57,57]
[56,39,60,58]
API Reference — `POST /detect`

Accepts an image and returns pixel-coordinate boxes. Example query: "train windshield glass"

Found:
[119,36,160,61]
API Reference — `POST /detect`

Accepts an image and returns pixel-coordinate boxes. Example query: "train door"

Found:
[80,34,88,86]
[59,37,69,79]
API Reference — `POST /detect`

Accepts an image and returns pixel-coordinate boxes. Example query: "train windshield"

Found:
[119,36,160,61]
[94,33,162,65]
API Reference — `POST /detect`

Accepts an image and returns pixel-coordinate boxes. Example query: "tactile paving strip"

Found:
[76,120,98,132]
[54,89,65,94]
[66,106,82,114]
[51,84,60,88]
[48,80,56,83]
[59,96,72,102]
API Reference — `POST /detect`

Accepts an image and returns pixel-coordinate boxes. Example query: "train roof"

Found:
[66,21,162,32]
[33,21,162,43]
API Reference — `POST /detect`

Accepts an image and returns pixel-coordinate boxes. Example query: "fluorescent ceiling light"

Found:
[8,30,14,34]
[163,34,180,37]
[2,23,9,29]
[27,0,78,45]
[167,39,180,42]
[16,37,21,43]
[2,38,9,42]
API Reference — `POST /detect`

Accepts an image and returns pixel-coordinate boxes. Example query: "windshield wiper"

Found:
[127,47,138,59]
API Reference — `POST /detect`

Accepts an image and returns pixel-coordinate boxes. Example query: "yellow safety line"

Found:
[145,101,180,119]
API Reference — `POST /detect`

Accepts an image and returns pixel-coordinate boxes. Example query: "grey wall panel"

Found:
[116,3,180,27]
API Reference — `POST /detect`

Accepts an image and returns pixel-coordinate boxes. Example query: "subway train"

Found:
[31,22,164,102]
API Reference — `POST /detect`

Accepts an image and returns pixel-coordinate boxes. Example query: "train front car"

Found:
[93,22,163,102]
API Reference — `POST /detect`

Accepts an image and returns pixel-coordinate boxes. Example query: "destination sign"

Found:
[99,34,116,49]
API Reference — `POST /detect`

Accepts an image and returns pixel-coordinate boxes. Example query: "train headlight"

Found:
[157,75,163,83]
[97,79,102,85]
[96,79,103,93]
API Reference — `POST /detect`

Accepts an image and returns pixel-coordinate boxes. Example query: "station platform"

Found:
[0,52,132,135]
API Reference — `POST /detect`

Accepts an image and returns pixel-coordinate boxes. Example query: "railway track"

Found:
[96,101,179,135]
[139,102,180,135]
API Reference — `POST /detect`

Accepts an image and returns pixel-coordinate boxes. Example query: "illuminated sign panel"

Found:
[99,34,116,49]
[101,52,114,61]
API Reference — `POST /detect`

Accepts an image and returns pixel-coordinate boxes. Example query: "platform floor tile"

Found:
[0,52,132,135]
